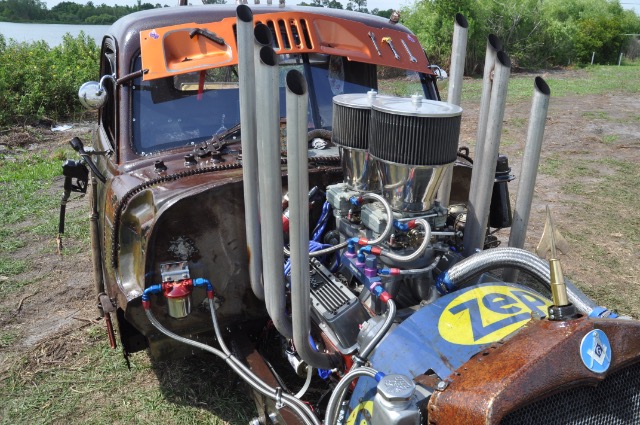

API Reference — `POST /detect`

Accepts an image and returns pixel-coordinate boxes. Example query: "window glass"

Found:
[130,55,431,154]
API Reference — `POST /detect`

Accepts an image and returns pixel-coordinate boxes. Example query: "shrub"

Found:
[0,32,99,127]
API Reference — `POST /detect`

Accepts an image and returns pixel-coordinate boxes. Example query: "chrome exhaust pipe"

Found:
[437,13,469,207]
[447,13,469,106]
[504,77,551,282]
[286,70,335,369]
[463,51,511,256]
[474,34,503,168]
[256,45,292,338]
[237,5,264,300]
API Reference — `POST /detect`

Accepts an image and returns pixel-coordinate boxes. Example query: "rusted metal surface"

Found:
[234,332,303,425]
[427,317,640,424]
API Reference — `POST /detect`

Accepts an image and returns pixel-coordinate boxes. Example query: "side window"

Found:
[100,47,116,147]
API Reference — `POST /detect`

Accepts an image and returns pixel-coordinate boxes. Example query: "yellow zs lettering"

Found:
[438,286,551,345]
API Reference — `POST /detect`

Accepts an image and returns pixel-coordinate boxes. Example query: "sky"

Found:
[42,0,640,14]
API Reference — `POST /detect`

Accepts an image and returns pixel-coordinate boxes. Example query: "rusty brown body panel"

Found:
[427,317,640,424]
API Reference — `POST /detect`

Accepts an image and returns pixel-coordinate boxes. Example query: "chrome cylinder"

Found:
[474,34,503,170]
[340,147,379,192]
[463,51,511,256]
[505,77,550,282]
[237,5,264,300]
[369,95,462,212]
[333,91,387,192]
[437,13,469,207]
[287,70,335,370]
[376,158,449,212]
[256,45,292,338]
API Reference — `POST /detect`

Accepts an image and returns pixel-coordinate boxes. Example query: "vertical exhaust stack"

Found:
[236,5,264,300]
[504,77,551,282]
[463,51,511,256]
[256,45,293,338]
[287,70,336,370]
[473,35,503,172]
[437,13,468,207]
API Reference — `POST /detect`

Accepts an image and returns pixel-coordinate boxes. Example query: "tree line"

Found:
[401,0,640,70]
[0,0,391,24]
[1,0,638,67]
[1,0,162,24]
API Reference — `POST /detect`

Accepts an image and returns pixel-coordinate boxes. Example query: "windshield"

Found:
[131,54,433,154]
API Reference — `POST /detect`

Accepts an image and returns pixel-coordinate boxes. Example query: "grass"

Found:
[0,326,253,424]
[536,154,640,316]
[435,62,640,103]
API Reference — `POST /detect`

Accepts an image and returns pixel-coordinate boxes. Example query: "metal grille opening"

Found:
[277,19,291,49]
[501,361,640,425]
[288,19,302,48]
[300,19,312,49]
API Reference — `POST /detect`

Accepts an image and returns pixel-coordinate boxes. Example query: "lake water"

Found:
[0,22,110,46]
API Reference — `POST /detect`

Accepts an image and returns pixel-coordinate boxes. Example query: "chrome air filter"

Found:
[332,91,391,191]
[370,95,462,212]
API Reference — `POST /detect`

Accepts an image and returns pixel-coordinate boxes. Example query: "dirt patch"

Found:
[0,124,96,378]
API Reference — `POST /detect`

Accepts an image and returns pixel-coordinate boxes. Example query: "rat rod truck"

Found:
[66,2,640,424]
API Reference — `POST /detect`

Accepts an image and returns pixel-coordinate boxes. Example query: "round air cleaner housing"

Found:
[370,95,462,212]
[332,91,391,191]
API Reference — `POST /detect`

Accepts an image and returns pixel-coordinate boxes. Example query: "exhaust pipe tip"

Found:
[488,34,503,53]
[259,45,278,67]
[454,13,468,29]
[534,76,551,96]
[237,4,253,22]
[286,69,307,96]
[254,22,273,47]
[496,50,511,68]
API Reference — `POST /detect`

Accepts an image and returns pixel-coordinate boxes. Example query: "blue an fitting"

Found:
[347,238,359,255]
[589,306,619,319]
[193,278,214,293]
[349,196,363,206]
[358,246,375,256]
[367,279,384,298]
[141,284,163,301]
[435,272,455,295]
[393,220,409,232]
[374,371,386,382]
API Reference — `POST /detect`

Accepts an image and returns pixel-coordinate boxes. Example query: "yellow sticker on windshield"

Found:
[438,285,551,345]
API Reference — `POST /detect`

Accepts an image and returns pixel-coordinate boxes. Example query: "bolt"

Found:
[436,381,447,391]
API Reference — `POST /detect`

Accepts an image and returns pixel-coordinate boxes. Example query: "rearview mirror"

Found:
[428,65,448,81]
[78,74,116,110]
[78,81,107,109]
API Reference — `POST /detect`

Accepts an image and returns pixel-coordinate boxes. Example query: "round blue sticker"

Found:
[580,329,612,373]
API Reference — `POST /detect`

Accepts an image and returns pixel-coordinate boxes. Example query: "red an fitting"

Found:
[370,246,382,256]
[358,238,369,246]
[379,291,392,303]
